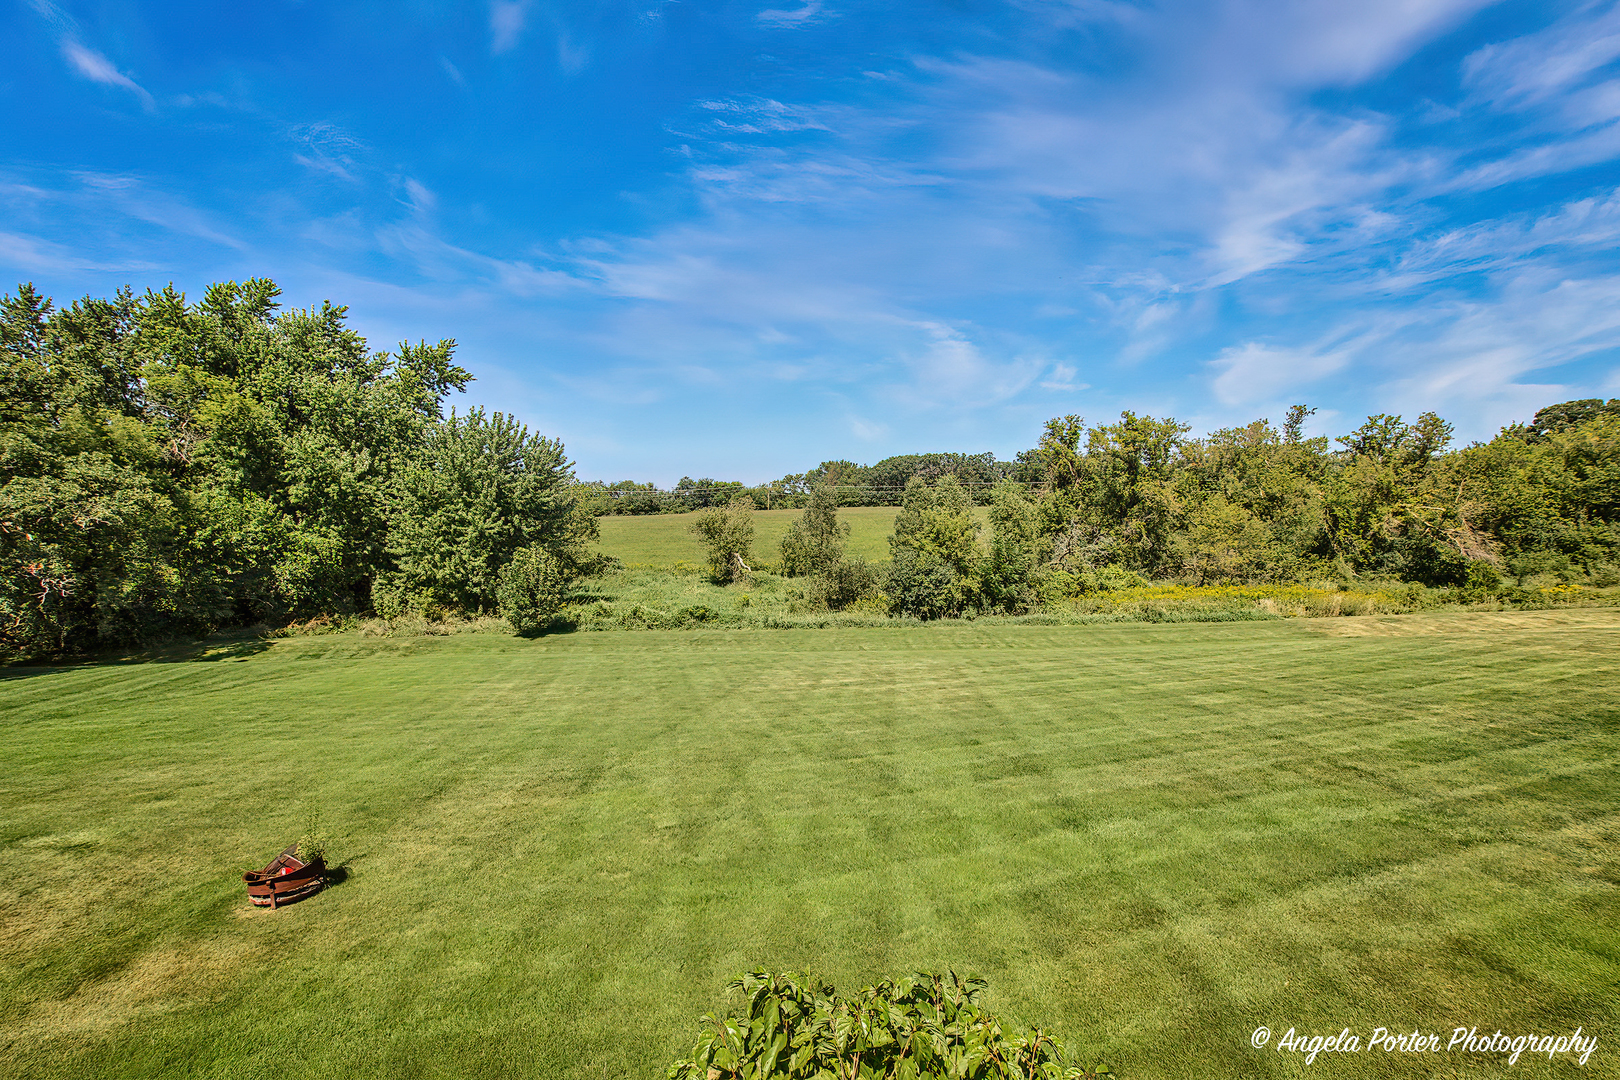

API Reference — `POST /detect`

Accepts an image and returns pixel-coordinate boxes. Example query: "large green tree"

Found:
[377,408,596,616]
[1,278,600,656]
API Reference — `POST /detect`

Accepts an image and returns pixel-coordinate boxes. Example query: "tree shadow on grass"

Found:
[1,628,275,680]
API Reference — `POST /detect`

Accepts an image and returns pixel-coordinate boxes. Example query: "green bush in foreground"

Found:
[668,970,1110,1080]
[496,544,567,635]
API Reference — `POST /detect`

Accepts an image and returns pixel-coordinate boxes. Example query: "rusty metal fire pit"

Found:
[243,844,325,908]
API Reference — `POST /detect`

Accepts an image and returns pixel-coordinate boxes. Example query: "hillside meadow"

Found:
[596,506,909,569]
[1,610,1616,1078]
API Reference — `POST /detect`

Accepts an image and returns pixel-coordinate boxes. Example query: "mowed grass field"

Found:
[596,506,913,567]
[2,611,1618,1079]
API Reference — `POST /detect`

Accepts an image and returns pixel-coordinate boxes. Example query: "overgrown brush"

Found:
[270,571,1619,641]
[352,613,513,637]
[668,970,1110,1080]
[1065,582,1428,619]
[1059,580,1614,619]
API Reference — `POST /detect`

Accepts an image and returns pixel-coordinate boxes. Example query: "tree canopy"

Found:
[1,279,591,656]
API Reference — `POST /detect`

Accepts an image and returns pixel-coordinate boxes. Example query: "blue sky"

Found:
[5,0,1620,483]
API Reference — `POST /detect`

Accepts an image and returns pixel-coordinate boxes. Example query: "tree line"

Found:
[5,277,1618,653]
[578,452,1018,513]
[692,402,1620,618]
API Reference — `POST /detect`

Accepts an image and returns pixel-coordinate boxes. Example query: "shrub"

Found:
[496,544,567,635]
[885,476,984,619]
[677,604,716,624]
[1465,560,1502,592]
[780,485,850,577]
[886,547,975,620]
[667,970,1109,1080]
[805,556,878,611]
[691,496,756,584]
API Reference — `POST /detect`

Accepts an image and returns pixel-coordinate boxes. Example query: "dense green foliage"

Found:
[886,476,984,619]
[578,476,751,514]
[376,408,596,618]
[690,496,757,583]
[779,486,878,610]
[871,403,1620,618]
[3,613,1616,1078]
[667,970,1108,1080]
[0,280,591,657]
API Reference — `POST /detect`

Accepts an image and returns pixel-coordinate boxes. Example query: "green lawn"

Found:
[596,506,908,567]
[2,611,1617,1078]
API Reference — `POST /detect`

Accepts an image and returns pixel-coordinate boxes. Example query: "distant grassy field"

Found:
[3,611,1617,1078]
[596,506,912,567]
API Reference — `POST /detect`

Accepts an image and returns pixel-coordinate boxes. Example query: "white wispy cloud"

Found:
[490,0,528,54]
[1373,187,1620,289]
[1451,118,1620,191]
[1382,270,1620,400]
[73,172,245,250]
[1039,363,1087,392]
[1463,1,1620,112]
[61,41,153,108]
[291,122,365,183]
[1205,265,1620,433]
[1196,0,1490,88]
[371,215,585,300]
[0,167,244,258]
[898,321,1045,408]
[1442,2,1620,192]
[695,97,834,135]
[1211,341,1354,406]
[757,0,830,29]
[0,229,156,275]
[402,178,437,215]
[27,0,156,109]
